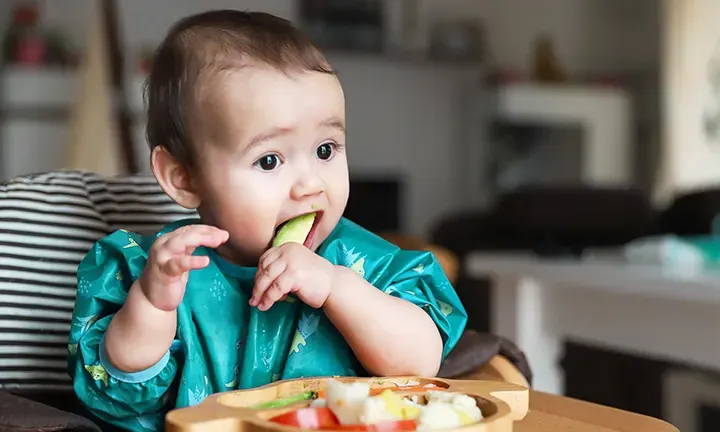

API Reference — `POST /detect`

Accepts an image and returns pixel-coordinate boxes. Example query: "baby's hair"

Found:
[144,10,334,168]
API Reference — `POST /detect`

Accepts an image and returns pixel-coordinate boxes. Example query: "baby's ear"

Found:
[150,146,201,209]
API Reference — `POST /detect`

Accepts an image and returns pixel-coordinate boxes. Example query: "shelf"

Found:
[0,66,148,116]
[1,66,78,109]
[493,82,631,125]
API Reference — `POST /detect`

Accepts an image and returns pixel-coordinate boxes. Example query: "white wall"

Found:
[1,0,660,236]
[656,0,720,204]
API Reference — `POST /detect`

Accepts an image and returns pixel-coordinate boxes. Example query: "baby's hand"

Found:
[251,243,336,311]
[140,224,229,311]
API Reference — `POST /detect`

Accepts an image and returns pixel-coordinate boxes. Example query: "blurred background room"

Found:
[1,1,720,431]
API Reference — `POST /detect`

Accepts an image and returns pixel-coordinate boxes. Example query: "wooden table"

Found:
[522,390,678,431]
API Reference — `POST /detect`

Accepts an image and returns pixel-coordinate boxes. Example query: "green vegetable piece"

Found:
[272,213,316,247]
[251,390,316,409]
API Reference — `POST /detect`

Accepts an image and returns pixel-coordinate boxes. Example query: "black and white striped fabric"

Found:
[0,170,196,392]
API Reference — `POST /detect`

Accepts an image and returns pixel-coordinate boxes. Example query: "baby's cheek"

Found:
[225,209,267,237]
[218,177,285,246]
[229,205,274,239]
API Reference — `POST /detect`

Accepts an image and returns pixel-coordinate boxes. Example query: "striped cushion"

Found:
[0,170,196,392]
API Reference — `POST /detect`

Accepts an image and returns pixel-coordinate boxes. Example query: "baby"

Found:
[67,10,467,431]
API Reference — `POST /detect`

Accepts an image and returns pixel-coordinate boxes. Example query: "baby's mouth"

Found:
[303,212,322,248]
[273,211,324,248]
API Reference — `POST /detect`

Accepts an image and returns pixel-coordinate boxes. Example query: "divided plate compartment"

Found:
[166,376,529,432]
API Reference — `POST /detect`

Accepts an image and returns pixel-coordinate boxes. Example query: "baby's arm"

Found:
[103,281,177,372]
[105,224,228,372]
[70,226,227,429]
[69,231,180,429]
[323,265,444,376]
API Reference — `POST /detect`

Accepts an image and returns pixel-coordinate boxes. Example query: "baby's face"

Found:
[192,64,349,265]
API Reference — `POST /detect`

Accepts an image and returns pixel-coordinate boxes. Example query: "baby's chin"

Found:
[308,217,340,251]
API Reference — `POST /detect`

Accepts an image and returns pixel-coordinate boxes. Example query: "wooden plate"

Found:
[165,376,529,432]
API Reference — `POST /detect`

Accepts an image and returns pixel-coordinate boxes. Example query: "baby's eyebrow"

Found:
[320,117,345,133]
[245,127,291,151]
[243,117,345,152]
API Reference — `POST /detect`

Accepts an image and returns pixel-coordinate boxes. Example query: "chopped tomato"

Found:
[269,407,339,429]
[269,407,417,431]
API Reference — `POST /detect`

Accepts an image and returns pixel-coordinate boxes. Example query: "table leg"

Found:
[492,276,563,395]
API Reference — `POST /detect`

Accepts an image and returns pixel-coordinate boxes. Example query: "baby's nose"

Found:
[290,172,324,200]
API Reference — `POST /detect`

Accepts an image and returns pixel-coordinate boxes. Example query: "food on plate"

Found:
[325,379,374,424]
[251,390,315,409]
[415,391,482,430]
[268,379,483,430]
[269,407,340,429]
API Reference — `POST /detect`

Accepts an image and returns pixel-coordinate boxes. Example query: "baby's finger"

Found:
[257,246,281,271]
[154,224,208,248]
[160,255,210,277]
[164,225,229,255]
[258,274,293,311]
[251,260,287,306]
[154,225,223,254]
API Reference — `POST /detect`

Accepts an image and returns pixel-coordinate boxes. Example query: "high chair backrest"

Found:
[0,171,195,394]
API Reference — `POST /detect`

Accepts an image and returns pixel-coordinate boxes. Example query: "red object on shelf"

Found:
[12,2,40,26]
[15,35,45,65]
[4,1,47,65]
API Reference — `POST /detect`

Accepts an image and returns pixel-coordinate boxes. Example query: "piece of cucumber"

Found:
[251,390,317,409]
[272,213,316,247]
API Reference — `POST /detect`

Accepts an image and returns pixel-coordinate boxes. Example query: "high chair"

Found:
[0,172,680,431]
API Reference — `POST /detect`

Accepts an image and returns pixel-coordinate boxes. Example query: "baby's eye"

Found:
[316,142,335,161]
[253,154,282,171]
